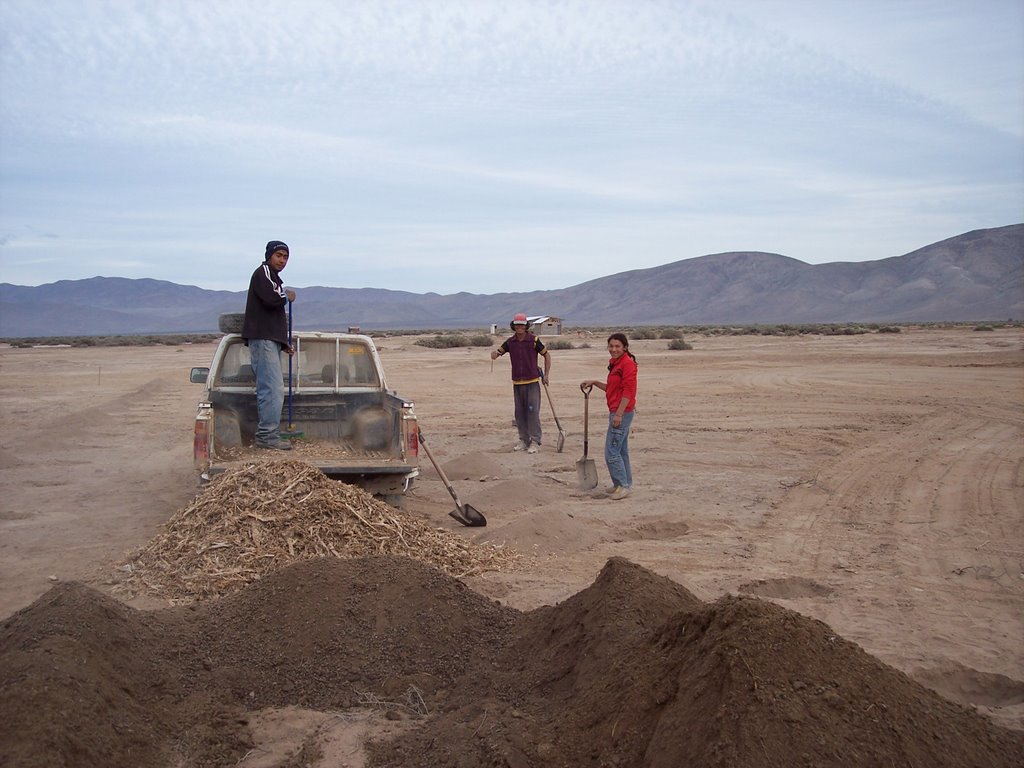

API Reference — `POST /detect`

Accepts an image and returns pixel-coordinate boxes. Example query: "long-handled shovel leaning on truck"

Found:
[418,429,487,527]
[282,300,304,440]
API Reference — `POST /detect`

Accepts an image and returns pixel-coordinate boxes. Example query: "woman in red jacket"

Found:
[580,333,638,500]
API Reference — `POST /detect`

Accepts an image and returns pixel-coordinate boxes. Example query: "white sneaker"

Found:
[609,486,631,500]
[513,440,528,452]
[527,443,539,454]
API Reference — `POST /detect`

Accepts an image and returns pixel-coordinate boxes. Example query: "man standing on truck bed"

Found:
[242,240,297,451]
[491,313,551,454]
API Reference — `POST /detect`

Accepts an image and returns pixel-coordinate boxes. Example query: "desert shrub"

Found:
[545,339,574,350]
[411,333,491,348]
[815,325,869,336]
[579,342,591,349]
[659,328,682,339]
[632,328,658,340]
[2,334,220,348]
[667,338,693,350]
[973,325,994,331]
[415,334,471,349]
[877,326,901,333]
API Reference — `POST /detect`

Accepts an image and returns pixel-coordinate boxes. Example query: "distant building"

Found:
[528,316,562,336]
[491,315,563,336]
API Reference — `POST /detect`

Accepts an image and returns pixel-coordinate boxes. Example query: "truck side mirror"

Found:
[190,367,210,384]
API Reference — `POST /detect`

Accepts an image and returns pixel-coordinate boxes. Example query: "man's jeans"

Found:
[248,339,284,445]
[605,410,634,489]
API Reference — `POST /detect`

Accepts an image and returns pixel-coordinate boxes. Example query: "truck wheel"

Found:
[218,313,245,334]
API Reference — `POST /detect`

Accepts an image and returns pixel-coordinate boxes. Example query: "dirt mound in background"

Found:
[3,556,1022,768]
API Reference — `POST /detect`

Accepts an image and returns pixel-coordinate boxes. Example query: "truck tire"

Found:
[218,313,245,334]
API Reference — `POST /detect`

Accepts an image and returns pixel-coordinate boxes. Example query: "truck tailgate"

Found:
[207,455,416,478]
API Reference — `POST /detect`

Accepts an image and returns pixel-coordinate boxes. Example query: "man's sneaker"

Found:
[513,440,529,452]
[605,485,618,495]
[256,439,292,451]
[527,443,539,454]
[609,486,631,500]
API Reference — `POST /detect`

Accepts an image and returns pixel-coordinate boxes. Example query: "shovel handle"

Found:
[287,300,294,428]
[418,429,487,526]
[418,430,462,506]
[542,379,563,430]
[582,386,591,459]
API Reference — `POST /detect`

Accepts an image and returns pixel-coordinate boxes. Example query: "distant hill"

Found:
[2,225,1021,337]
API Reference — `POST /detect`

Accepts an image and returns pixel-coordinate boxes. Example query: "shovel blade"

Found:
[576,458,599,490]
[450,504,487,527]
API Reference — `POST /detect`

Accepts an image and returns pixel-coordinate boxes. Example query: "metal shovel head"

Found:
[450,504,487,527]
[577,457,599,490]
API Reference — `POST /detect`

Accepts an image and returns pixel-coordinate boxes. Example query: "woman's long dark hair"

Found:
[607,332,638,367]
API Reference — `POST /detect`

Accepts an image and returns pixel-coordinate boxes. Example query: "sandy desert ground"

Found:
[1,325,1022,764]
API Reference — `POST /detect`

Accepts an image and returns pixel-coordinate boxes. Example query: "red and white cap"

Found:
[512,313,528,325]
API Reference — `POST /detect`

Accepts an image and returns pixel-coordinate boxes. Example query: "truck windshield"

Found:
[213,341,256,386]
[299,339,380,387]
[212,338,380,388]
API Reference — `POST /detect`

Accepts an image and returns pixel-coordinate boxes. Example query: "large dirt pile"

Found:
[2,556,1021,768]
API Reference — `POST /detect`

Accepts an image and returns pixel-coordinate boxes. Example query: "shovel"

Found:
[418,429,487,527]
[542,379,567,453]
[281,300,304,440]
[577,385,599,489]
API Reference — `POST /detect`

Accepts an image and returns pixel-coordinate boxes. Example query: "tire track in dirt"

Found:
[759,404,1024,712]
[0,373,199,618]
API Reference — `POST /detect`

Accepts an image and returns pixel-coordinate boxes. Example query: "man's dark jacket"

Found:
[241,262,289,347]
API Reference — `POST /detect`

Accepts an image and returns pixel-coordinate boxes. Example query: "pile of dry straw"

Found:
[118,460,518,603]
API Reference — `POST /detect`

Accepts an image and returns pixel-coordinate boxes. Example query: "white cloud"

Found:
[0,0,1020,293]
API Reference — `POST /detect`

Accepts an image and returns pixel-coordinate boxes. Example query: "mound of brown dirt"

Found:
[1,556,516,768]
[2,557,1022,768]
[0,581,248,767]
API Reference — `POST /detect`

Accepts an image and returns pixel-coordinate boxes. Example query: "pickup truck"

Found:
[189,327,419,505]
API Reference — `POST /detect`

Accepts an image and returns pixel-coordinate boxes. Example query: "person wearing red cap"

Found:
[491,313,551,453]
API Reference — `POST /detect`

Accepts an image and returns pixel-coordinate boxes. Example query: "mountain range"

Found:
[2,224,1022,337]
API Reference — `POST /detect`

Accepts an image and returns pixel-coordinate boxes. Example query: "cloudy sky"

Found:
[1,0,1021,294]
